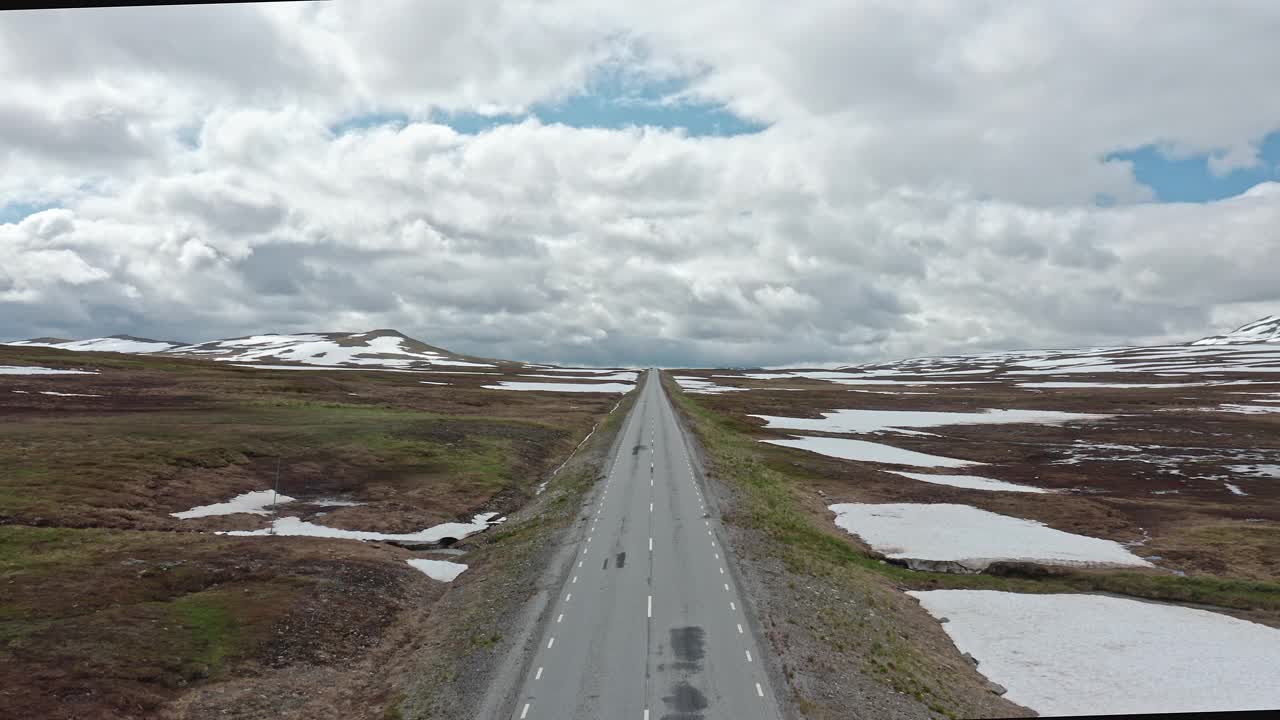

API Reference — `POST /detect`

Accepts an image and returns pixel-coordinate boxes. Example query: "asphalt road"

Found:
[510,369,784,720]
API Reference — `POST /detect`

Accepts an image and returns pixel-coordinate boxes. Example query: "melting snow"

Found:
[1017,381,1205,389]
[1218,403,1280,414]
[828,503,1152,569]
[0,365,97,375]
[1229,464,1280,478]
[6,337,179,353]
[908,590,1280,716]
[763,436,982,468]
[750,408,1109,436]
[674,376,749,394]
[520,371,638,382]
[886,471,1050,494]
[221,513,499,542]
[483,381,633,393]
[171,490,296,519]
[406,558,469,582]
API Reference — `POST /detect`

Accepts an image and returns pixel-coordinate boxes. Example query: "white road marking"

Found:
[578,561,583,568]
[737,623,743,634]
[547,637,555,649]
[720,567,725,574]
[724,583,730,591]
[650,502,653,512]
[730,601,736,610]
[756,683,764,697]
[572,575,578,584]
[535,666,543,680]
[647,595,652,618]
[566,593,572,602]
[649,537,653,551]
[521,702,530,719]
[557,613,563,623]
[714,553,719,559]
[644,709,650,720]
[746,650,753,662]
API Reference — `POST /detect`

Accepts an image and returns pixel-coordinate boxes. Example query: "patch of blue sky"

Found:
[331,69,767,139]
[0,201,59,225]
[1106,130,1280,203]
[329,111,410,137]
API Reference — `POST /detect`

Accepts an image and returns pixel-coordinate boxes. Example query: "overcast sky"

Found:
[2,1,1279,367]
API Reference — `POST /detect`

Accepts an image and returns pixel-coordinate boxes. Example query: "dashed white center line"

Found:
[647,594,652,618]
[719,567,725,574]
[730,601,737,610]
[556,613,563,623]
[565,593,572,602]
[535,666,543,680]
[644,709,650,720]
[578,560,583,568]
[521,702,530,719]
[756,683,764,697]
[723,583,730,592]
[737,623,744,634]
[572,575,578,584]
[649,537,653,551]
[746,650,753,662]
[547,637,555,649]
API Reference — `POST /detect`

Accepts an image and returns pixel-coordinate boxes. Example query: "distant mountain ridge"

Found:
[4,329,501,370]
[1190,315,1280,345]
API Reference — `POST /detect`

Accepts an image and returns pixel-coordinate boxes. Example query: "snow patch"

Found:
[0,365,97,375]
[886,471,1050,494]
[172,490,296,519]
[482,381,632,393]
[221,513,499,542]
[908,590,1280,716]
[750,408,1109,436]
[763,436,982,468]
[406,558,469,582]
[828,503,1152,570]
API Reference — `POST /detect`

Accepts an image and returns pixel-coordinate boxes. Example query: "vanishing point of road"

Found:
[509,369,785,720]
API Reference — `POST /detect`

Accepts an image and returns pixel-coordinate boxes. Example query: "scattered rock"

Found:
[963,652,979,667]
[985,681,1007,696]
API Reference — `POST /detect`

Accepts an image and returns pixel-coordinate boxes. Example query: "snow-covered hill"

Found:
[7,335,184,354]
[4,329,498,370]
[1191,315,1280,345]
[171,330,495,369]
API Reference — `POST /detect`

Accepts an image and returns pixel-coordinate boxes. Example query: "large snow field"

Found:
[520,371,638,382]
[406,558,469,582]
[763,435,982,468]
[171,490,296,519]
[886,471,1050,493]
[0,365,97,375]
[1018,381,1205,389]
[482,381,633,393]
[674,376,750,394]
[222,513,499,542]
[908,590,1280,716]
[749,408,1109,436]
[828,503,1151,570]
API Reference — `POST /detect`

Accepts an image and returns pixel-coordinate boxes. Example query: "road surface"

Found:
[510,369,784,720]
